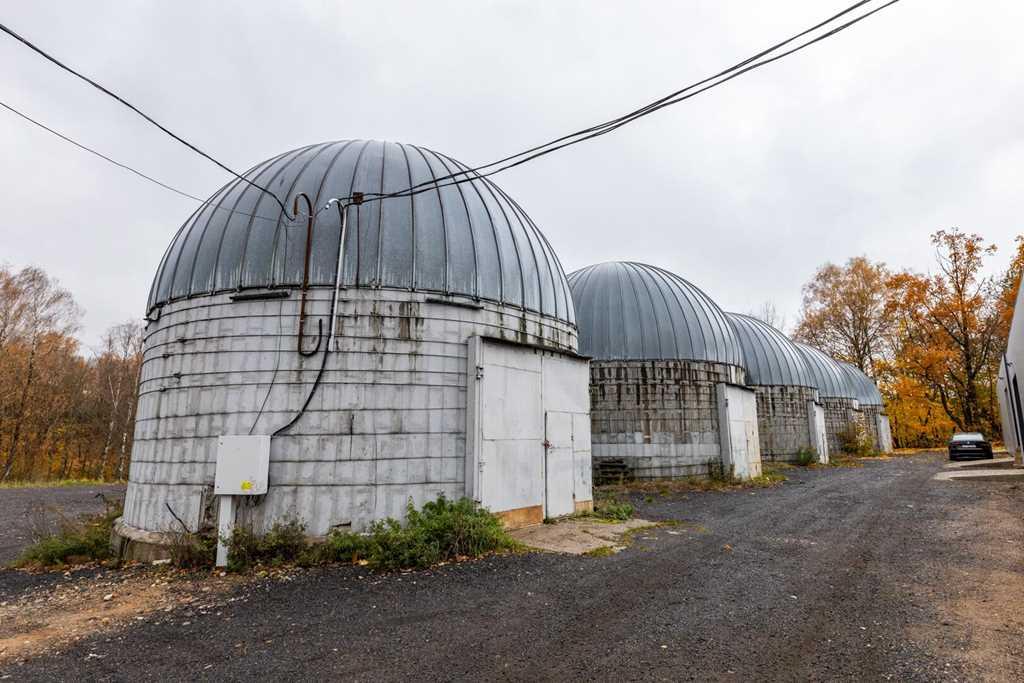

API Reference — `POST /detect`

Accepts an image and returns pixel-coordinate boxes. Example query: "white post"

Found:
[216,495,235,568]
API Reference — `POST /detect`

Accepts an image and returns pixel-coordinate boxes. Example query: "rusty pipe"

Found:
[293,192,322,357]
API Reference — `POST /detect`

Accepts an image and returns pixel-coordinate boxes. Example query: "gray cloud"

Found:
[3,0,1022,346]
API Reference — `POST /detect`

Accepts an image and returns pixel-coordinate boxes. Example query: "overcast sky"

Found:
[3,0,1023,349]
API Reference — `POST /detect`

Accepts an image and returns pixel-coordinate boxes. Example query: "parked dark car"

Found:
[948,432,993,460]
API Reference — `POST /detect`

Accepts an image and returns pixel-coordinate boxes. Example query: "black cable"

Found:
[378,0,883,197]
[402,0,903,199]
[346,0,900,206]
[0,98,319,225]
[0,20,289,215]
[1,99,205,203]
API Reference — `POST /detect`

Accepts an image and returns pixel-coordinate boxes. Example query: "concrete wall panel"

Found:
[123,288,578,537]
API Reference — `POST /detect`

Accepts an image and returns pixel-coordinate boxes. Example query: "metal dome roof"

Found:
[567,261,742,365]
[147,140,574,324]
[793,342,857,399]
[726,313,813,388]
[837,362,884,406]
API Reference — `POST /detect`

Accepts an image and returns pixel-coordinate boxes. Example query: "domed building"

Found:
[116,140,593,557]
[726,314,828,463]
[568,262,761,481]
[837,361,893,453]
[793,342,864,455]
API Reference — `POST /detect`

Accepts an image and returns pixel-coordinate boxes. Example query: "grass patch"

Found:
[824,454,865,468]
[0,478,111,490]
[223,496,517,573]
[15,497,123,568]
[596,469,787,497]
[591,498,635,521]
[584,546,616,558]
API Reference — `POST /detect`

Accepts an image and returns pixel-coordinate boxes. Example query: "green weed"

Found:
[15,497,123,567]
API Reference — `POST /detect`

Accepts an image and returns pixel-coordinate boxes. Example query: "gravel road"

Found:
[0,484,125,566]
[2,453,1021,681]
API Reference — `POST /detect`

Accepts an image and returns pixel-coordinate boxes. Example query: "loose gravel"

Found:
[1,453,1021,681]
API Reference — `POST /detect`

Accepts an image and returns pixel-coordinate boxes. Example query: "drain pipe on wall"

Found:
[273,193,362,438]
[211,194,361,567]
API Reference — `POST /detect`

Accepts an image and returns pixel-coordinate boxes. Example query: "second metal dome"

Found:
[567,261,742,365]
[726,313,813,388]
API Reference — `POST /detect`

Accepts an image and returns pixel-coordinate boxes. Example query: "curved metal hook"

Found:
[293,192,322,357]
[299,317,323,357]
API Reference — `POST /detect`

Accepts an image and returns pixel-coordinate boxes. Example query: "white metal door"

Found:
[466,337,592,525]
[718,384,763,480]
[811,401,829,464]
[544,412,576,518]
[478,351,544,516]
[876,414,893,454]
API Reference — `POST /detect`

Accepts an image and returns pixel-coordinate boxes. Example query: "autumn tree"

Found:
[887,229,1004,435]
[0,264,143,482]
[793,257,892,374]
[0,266,81,481]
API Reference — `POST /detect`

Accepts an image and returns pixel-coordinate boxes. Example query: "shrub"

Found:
[227,518,308,571]
[795,447,818,466]
[15,497,122,567]
[301,530,372,566]
[838,423,877,457]
[365,496,515,571]
[168,530,217,569]
[220,497,513,572]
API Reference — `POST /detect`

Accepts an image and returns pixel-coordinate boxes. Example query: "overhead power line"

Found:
[359,0,902,205]
[0,99,307,224]
[0,99,205,203]
[372,0,891,200]
[1,0,901,213]
[0,20,289,215]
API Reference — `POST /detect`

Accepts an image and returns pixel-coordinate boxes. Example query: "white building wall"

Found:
[124,288,577,537]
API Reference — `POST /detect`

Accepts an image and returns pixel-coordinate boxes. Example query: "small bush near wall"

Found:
[838,424,877,458]
[361,496,516,571]
[223,496,516,572]
[15,497,123,567]
[795,448,818,466]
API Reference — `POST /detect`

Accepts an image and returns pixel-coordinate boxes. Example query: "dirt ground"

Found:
[0,484,125,566]
[1,453,1022,681]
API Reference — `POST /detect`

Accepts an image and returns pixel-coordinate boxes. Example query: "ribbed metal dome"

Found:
[147,140,574,324]
[727,313,813,388]
[567,261,742,364]
[837,362,884,406]
[794,342,857,399]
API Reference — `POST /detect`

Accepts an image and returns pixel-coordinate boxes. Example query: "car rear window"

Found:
[952,433,984,442]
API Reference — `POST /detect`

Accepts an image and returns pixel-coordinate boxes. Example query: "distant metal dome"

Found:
[727,313,813,388]
[794,342,858,399]
[837,362,884,406]
[147,140,574,324]
[567,261,742,364]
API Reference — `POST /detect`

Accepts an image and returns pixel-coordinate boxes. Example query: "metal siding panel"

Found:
[378,144,415,289]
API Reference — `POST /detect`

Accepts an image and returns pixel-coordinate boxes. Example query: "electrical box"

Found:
[214,435,270,495]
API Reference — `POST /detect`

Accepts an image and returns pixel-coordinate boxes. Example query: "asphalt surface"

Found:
[0,484,125,566]
[2,453,1022,681]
